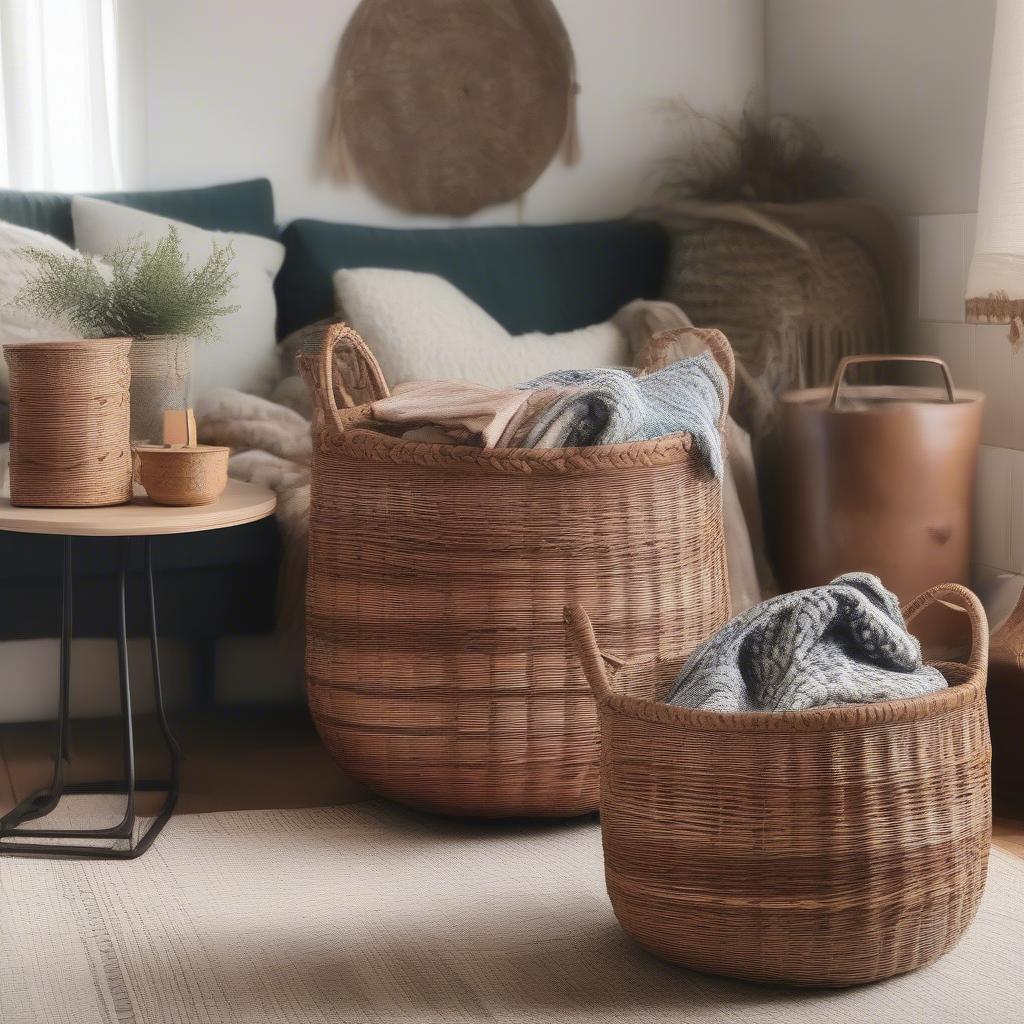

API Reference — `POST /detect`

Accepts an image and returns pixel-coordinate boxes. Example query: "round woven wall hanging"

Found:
[324,0,579,215]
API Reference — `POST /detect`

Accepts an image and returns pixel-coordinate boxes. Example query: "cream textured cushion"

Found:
[0,219,90,401]
[333,268,629,387]
[72,196,286,397]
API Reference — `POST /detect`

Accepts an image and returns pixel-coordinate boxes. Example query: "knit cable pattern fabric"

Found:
[666,572,948,712]
[517,352,727,479]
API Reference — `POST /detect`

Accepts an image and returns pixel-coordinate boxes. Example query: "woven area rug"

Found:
[1,801,1022,1024]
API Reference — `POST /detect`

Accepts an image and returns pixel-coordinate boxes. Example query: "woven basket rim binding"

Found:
[2,337,132,353]
[566,581,988,733]
[307,323,735,474]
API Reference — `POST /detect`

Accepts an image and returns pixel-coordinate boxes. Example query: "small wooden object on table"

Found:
[0,479,276,860]
[134,444,229,506]
[131,407,229,508]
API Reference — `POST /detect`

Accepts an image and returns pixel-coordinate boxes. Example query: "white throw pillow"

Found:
[72,196,285,398]
[333,268,629,388]
[0,219,89,400]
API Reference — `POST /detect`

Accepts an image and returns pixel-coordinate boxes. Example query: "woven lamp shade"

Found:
[966,0,1024,340]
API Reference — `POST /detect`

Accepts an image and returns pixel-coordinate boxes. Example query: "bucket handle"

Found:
[565,604,627,704]
[317,323,390,434]
[902,582,989,678]
[829,354,956,408]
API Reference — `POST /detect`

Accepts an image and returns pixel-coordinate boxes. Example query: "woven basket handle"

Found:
[318,323,390,434]
[643,327,734,430]
[903,582,989,676]
[829,354,956,407]
[696,329,735,430]
[565,604,626,704]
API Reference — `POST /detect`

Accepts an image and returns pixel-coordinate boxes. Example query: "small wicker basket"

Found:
[301,324,735,818]
[133,444,229,506]
[566,582,992,987]
[3,338,132,508]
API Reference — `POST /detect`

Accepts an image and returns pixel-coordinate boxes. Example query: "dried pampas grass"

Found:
[656,97,847,206]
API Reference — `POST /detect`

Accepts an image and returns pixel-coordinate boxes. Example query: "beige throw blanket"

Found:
[632,322,777,612]
[370,380,553,448]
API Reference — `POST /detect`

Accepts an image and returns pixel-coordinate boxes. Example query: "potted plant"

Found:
[14,227,237,442]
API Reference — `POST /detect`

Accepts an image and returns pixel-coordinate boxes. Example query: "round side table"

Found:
[0,479,276,860]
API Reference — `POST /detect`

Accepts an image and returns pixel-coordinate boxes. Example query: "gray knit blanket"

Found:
[518,352,727,478]
[666,572,947,712]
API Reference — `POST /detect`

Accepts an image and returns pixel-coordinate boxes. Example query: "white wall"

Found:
[766,0,995,216]
[139,0,765,225]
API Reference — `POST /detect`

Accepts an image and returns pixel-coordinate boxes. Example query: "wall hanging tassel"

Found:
[563,79,581,166]
[321,79,352,184]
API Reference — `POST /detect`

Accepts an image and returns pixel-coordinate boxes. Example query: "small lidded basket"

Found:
[3,338,133,507]
[133,444,229,506]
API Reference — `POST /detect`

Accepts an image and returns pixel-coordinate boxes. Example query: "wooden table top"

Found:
[0,479,277,537]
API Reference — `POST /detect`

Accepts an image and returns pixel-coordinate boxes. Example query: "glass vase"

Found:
[128,334,195,444]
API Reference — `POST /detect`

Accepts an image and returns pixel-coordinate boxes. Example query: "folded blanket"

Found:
[666,572,947,712]
[517,352,728,478]
[370,379,538,447]
[365,351,727,478]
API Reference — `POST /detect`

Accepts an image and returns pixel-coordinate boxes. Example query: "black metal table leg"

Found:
[0,535,182,859]
[7,537,74,826]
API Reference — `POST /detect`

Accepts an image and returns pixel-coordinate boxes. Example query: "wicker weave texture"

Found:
[303,325,732,817]
[3,339,132,508]
[567,582,992,987]
[133,444,229,507]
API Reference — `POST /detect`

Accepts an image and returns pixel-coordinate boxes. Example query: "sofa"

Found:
[0,177,668,693]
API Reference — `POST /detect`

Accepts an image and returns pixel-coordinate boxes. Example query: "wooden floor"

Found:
[1,704,1023,860]
[0,703,367,819]
[994,794,1024,860]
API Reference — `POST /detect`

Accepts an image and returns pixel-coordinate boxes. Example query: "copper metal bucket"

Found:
[780,355,984,641]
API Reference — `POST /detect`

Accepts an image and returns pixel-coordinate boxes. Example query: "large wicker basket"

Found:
[566,582,991,987]
[3,338,133,507]
[301,324,734,817]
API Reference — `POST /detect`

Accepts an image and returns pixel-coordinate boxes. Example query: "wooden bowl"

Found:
[133,444,229,506]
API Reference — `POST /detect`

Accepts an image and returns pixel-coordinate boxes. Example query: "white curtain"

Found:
[0,0,143,192]
[967,0,1024,332]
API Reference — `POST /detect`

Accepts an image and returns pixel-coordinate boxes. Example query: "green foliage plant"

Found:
[14,227,238,341]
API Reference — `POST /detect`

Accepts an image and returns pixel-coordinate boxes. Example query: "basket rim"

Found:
[133,443,230,455]
[3,337,132,354]
[598,660,984,732]
[318,421,712,475]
